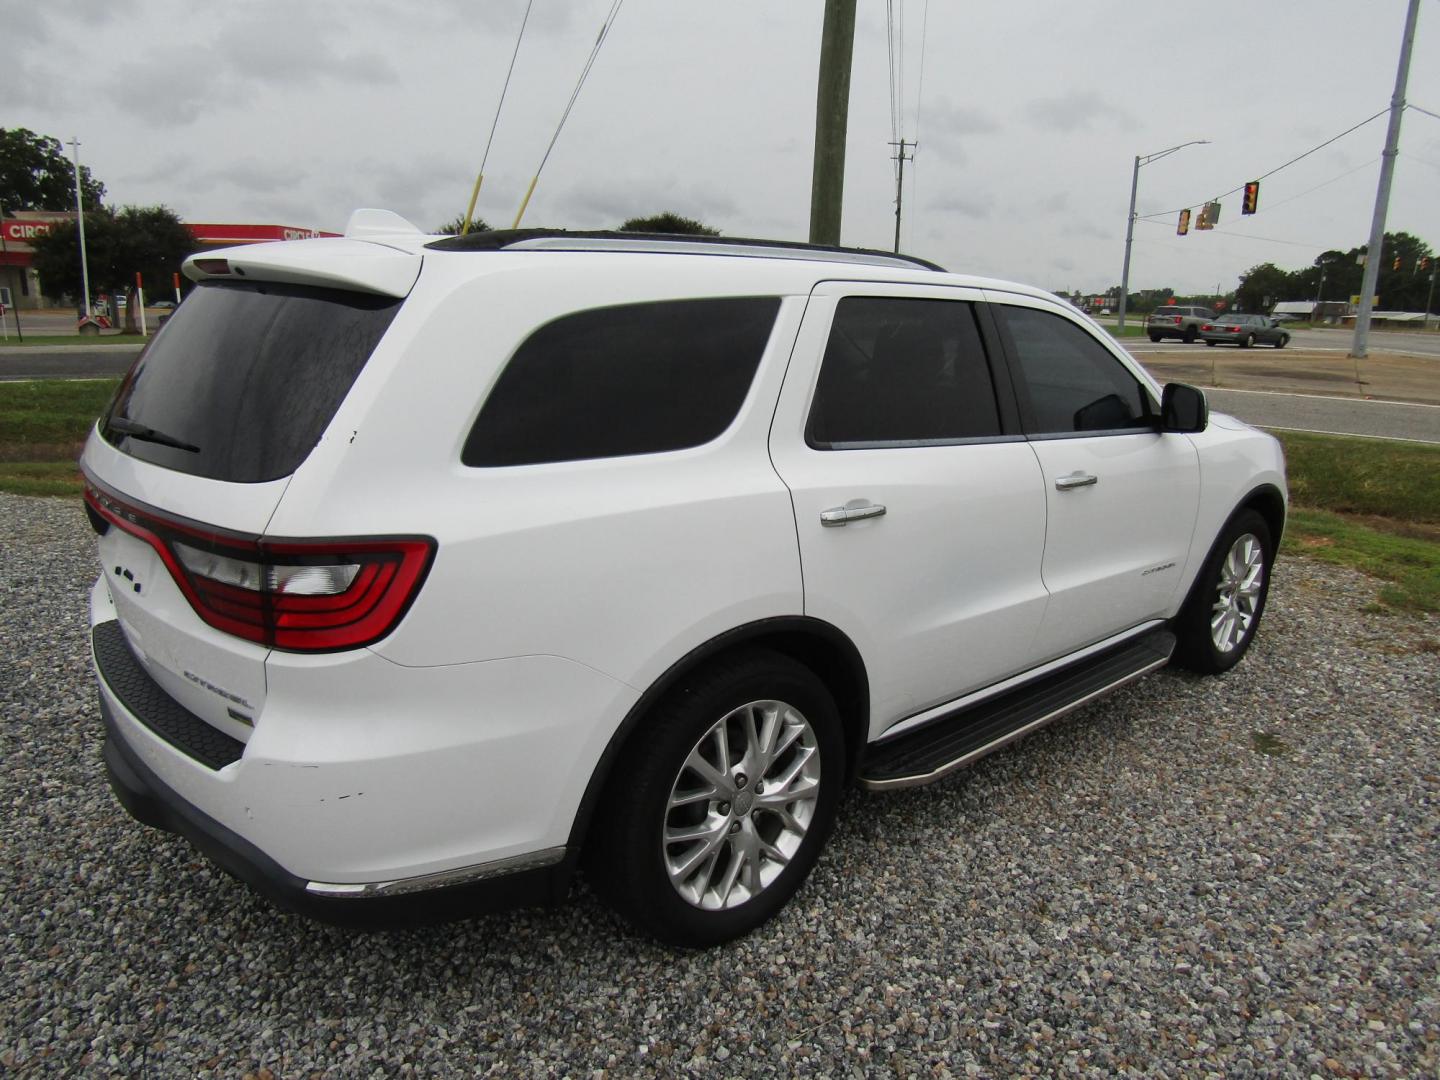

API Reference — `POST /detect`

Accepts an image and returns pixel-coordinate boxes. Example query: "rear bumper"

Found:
[100,693,572,926]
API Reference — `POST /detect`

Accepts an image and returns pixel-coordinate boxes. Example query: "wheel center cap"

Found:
[734,791,754,815]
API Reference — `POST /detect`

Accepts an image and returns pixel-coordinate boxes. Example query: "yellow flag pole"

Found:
[460,173,485,235]
[511,175,539,230]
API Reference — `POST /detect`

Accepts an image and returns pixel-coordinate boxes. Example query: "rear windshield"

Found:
[101,281,401,483]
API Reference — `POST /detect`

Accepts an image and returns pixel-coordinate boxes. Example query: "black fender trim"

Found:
[1177,484,1287,620]
[561,616,869,863]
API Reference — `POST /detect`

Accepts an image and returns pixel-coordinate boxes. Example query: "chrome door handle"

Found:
[1054,472,1099,491]
[820,502,888,527]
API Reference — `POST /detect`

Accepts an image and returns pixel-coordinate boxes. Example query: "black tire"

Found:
[586,650,845,947]
[1172,509,1273,675]
[1205,340,1215,347]
[1149,334,1163,343]
[1275,335,1288,349]
[1183,326,1198,343]
[1241,333,1255,349]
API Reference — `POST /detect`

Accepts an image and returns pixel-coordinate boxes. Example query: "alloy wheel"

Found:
[662,699,821,910]
[1210,532,1265,653]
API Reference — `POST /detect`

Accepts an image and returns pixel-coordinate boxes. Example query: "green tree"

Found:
[434,214,492,235]
[30,205,197,329]
[0,128,105,212]
[618,212,719,236]
[1234,262,1302,314]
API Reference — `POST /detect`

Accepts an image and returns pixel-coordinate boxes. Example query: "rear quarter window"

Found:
[462,297,780,467]
[102,281,400,483]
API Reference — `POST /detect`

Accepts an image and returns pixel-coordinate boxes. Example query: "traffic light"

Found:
[1177,209,1191,236]
[1196,201,1220,230]
[1393,255,1402,271]
[1242,181,1259,215]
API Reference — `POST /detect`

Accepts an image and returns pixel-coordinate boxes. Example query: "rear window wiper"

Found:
[107,416,201,454]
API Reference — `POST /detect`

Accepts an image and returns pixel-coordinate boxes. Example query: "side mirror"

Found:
[1161,382,1208,433]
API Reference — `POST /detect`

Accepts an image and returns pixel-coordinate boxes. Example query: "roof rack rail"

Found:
[425,229,945,272]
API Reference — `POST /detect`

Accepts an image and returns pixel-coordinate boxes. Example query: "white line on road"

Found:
[1200,386,1440,409]
[1258,425,1438,445]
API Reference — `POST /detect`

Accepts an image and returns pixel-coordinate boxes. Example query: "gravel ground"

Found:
[2,491,1437,1077]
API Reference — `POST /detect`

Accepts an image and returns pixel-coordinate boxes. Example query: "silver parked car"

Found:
[1200,314,1289,348]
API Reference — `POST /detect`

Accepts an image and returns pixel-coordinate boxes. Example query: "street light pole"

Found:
[69,137,92,319]
[1117,139,1209,332]
[1351,0,1421,359]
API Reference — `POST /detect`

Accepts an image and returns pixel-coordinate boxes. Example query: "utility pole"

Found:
[69,137,92,319]
[1351,0,1421,359]
[890,139,915,253]
[1425,268,1437,330]
[809,0,856,247]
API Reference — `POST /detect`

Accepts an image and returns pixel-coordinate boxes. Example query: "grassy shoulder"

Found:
[1270,431,1440,612]
[0,380,1433,611]
[1282,508,1439,613]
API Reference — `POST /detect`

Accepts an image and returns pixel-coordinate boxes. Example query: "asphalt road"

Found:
[1206,387,1440,444]
[1124,327,1440,359]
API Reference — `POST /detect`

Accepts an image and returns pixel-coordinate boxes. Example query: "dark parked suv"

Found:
[1145,305,1211,344]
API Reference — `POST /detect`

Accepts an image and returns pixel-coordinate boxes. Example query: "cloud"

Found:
[919,98,998,162]
[924,99,999,138]
[1041,191,1070,214]
[1025,93,1136,133]
[1062,221,1111,241]
[104,11,397,128]
[214,16,398,88]
[927,193,993,219]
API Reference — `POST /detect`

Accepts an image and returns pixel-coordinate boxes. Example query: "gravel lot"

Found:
[2,491,1437,1077]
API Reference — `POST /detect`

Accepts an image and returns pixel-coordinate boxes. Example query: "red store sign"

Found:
[3,220,56,243]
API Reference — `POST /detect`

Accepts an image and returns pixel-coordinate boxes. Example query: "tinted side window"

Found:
[807,297,1002,447]
[102,282,401,483]
[463,297,779,467]
[994,305,1155,435]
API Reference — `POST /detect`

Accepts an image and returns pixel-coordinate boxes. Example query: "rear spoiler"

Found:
[183,233,421,298]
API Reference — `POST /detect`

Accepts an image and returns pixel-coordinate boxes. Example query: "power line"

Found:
[479,0,533,179]
[885,1,899,154]
[1138,108,1390,221]
[1408,102,1440,122]
[913,0,929,145]
[1227,156,1379,217]
[512,0,626,228]
[1137,217,1333,251]
[461,0,534,233]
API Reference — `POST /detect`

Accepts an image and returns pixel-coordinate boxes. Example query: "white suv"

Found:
[83,211,1286,945]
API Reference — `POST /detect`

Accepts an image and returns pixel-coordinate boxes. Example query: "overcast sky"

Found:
[9,0,1439,295]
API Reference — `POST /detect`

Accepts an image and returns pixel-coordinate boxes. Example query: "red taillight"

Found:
[84,476,434,652]
[1227,324,1240,332]
[1202,324,1213,331]
[1172,316,1182,325]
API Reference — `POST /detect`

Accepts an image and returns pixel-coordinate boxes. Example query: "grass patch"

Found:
[1251,732,1291,757]
[0,461,84,496]
[0,334,148,346]
[1104,324,1149,338]
[1283,508,1440,612]
[1275,430,1440,524]
[0,378,118,452]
